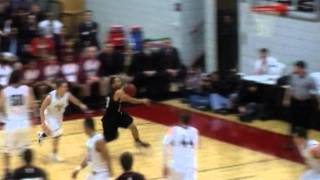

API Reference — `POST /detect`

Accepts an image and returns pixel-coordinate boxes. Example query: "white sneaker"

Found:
[37,131,46,145]
[48,154,65,162]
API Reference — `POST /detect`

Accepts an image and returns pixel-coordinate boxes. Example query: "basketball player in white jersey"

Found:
[38,79,88,162]
[0,70,36,176]
[71,118,113,180]
[294,129,320,180]
[163,113,199,180]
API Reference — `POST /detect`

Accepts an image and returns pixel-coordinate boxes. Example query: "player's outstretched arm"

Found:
[40,96,51,134]
[0,90,4,114]
[68,94,88,111]
[116,90,150,105]
[27,87,36,120]
[96,140,113,177]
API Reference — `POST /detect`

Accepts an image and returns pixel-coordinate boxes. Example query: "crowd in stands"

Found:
[0,1,187,106]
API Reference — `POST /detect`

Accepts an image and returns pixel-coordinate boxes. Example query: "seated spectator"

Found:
[78,10,99,49]
[128,40,163,98]
[81,46,101,97]
[116,152,145,180]
[12,149,47,180]
[42,55,60,82]
[31,33,54,57]
[61,53,82,97]
[0,55,13,87]
[205,71,240,113]
[236,82,264,122]
[253,48,278,75]
[33,55,59,100]
[54,26,75,60]
[23,59,41,85]
[158,38,186,92]
[38,12,63,38]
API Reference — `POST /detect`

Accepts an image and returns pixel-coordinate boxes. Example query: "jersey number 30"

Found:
[10,95,23,106]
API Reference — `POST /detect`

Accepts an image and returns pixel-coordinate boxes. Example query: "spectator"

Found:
[0,55,13,87]
[98,42,125,76]
[116,152,145,180]
[128,40,163,98]
[12,149,47,180]
[253,48,278,75]
[30,3,45,22]
[158,38,186,92]
[42,55,60,82]
[23,59,41,85]
[54,26,74,60]
[21,14,38,44]
[38,12,63,38]
[61,53,80,83]
[1,27,21,56]
[0,1,10,27]
[30,33,54,57]
[10,0,32,11]
[82,46,101,97]
[78,10,99,49]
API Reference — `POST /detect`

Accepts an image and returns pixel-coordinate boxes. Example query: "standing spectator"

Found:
[158,38,186,92]
[98,42,125,76]
[12,149,47,180]
[21,14,38,44]
[1,27,21,56]
[30,3,45,22]
[128,40,162,97]
[253,48,278,75]
[82,46,101,97]
[78,10,99,49]
[283,61,319,138]
[116,152,145,180]
[38,12,63,38]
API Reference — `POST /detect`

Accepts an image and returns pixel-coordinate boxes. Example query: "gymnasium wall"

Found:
[239,2,320,74]
[86,0,204,65]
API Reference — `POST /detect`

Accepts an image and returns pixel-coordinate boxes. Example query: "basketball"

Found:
[123,83,137,97]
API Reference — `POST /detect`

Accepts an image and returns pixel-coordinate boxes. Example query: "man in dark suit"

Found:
[128,40,164,98]
[78,10,99,49]
[158,38,186,92]
[98,42,125,76]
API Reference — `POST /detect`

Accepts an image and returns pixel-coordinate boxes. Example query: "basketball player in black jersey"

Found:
[102,76,150,147]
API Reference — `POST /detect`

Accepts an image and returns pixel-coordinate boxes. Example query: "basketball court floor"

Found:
[1,99,315,179]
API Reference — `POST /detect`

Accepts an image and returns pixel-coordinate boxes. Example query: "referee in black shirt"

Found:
[11,149,47,180]
[283,61,319,138]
